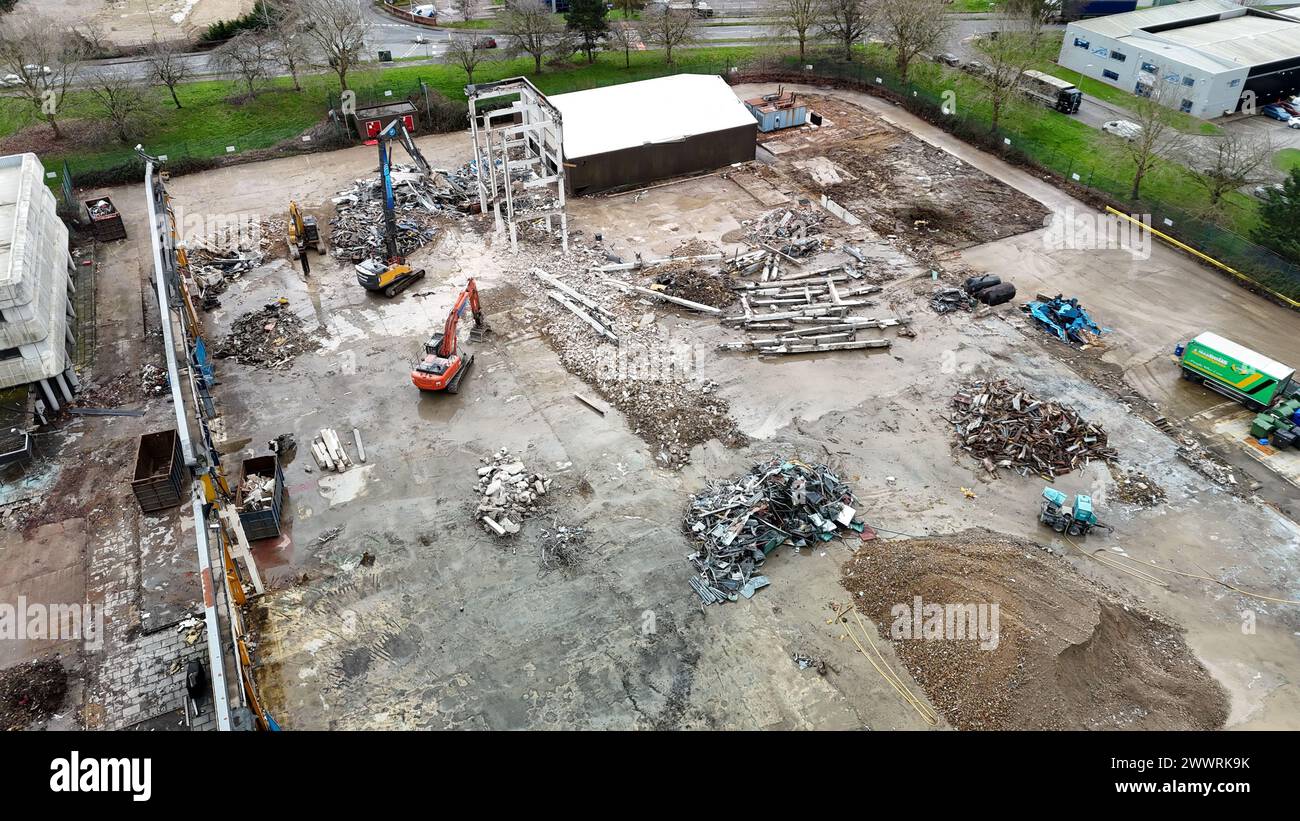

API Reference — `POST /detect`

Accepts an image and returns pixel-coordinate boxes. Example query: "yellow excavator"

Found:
[287,201,326,261]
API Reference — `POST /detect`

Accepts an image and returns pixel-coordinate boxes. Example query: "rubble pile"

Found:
[509,247,747,469]
[684,459,865,604]
[537,520,588,576]
[1107,464,1167,507]
[215,299,320,370]
[475,448,550,537]
[238,474,276,512]
[329,164,472,261]
[744,206,827,258]
[653,266,737,309]
[951,380,1118,478]
[140,364,168,396]
[930,286,976,314]
[185,217,283,304]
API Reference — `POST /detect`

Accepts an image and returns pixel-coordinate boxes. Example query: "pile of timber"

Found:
[950,380,1118,478]
[310,427,366,473]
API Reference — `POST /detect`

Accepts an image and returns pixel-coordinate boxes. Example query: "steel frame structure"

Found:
[466,77,568,254]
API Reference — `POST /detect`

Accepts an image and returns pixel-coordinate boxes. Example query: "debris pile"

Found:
[718,252,908,354]
[1023,295,1104,347]
[951,380,1118,478]
[184,217,283,305]
[537,520,588,576]
[475,448,550,537]
[1108,464,1167,507]
[745,206,827,258]
[329,164,471,261]
[215,299,319,370]
[653,266,737,309]
[140,364,168,396]
[310,428,360,473]
[930,286,976,314]
[237,473,276,512]
[0,656,67,730]
[684,459,865,604]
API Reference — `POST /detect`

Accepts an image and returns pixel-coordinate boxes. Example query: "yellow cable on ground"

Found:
[839,606,938,726]
[1063,535,1169,587]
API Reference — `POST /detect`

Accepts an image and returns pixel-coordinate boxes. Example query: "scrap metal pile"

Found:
[537,520,588,577]
[185,219,282,306]
[1023,295,1103,346]
[214,299,319,370]
[475,448,551,537]
[685,460,865,604]
[718,248,909,354]
[329,163,473,262]
[951,380,1118,478]
[745,206,828,259]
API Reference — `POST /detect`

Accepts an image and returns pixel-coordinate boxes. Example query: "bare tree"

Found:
[818,0,872,61]
[266,10,313,91]
[642,6,697,65]
[974,2,1046,131]
[1184,131,1274,206]
[444,34,492,84]
[874,0,950,82]
[0,14,87,138]
[452,0,482,22]
[299,0,371,92]
[607,19,637,68]
[772,0,820,64]
[75,21,113,58]
[500,0,563,73]
[1113,82,1190,201]
[145,39,191,109]
[213,30,272,98]
[84,70,154,142]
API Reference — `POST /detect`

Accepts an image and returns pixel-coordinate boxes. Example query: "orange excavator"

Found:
[411,279,486,393]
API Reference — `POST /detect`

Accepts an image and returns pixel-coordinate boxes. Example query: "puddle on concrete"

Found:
[317,464,375,505]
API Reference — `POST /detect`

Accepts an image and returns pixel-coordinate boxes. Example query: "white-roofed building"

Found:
[0,152,79,413]
[547,74,757,195]
[1057,0,1300,117]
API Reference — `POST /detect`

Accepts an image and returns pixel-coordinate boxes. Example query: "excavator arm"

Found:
[437,279,484,358]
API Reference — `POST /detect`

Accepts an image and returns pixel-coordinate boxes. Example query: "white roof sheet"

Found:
[1071,0,1243,40]
[1193,332,1294,381]
[549,74,756,160]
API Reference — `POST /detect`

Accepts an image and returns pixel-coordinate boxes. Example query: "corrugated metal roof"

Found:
[549,74,756,160]
[1160,15,1300,65]
[1071,0,1243,39]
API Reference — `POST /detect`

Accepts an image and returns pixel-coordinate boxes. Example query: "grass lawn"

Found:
[947,0,998,11]
[1275,148,1300,174]
[1,46,760,176]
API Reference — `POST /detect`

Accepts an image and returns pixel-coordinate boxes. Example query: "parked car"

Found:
[480,37,497,49]
[1276,100,1300,117]
[1261,104,1293,122]
[1,74,22,87]
[934,52,961,67]
[411,3,436,16]
[1102,119,1142,140]
[1253,183,1284,201]
[22,64,50,76]
[962,60,990,78]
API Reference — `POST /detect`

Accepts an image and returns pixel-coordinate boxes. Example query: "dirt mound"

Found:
[841,529,1228,730]
[0,656,68,730]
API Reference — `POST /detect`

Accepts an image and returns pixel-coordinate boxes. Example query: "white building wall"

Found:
[1057,23,1247,117]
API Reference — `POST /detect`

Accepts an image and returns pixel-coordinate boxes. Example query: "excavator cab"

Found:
[287,201,326,260]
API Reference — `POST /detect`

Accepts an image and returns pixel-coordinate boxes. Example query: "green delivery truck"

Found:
[1178,332,1295,411]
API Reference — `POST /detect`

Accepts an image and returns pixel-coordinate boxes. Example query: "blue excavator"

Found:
[354,119,429,297]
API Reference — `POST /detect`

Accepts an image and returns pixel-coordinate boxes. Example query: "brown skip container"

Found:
[131,429,188,512]
[84,195,127,242]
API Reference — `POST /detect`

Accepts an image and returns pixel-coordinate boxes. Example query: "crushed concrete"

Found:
[841,529,1230,730]
[475,448,550,536]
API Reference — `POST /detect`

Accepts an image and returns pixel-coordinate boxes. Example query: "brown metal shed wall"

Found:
[565,122,757,196]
